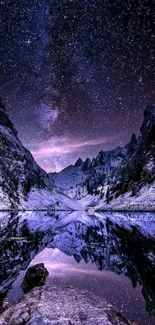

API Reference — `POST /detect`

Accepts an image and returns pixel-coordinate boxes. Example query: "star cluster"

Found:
[0,0,155,171]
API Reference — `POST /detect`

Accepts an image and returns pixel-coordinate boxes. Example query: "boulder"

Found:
[22,263,49,293]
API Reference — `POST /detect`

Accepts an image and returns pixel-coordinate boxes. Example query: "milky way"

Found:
[0,0,155,171]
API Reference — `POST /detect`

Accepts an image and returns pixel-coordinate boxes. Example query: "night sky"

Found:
[0,0,155,172]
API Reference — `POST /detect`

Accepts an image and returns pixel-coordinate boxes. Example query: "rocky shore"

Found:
[0,285,139,325]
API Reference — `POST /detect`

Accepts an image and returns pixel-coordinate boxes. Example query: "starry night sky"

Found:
[0,0,155,172]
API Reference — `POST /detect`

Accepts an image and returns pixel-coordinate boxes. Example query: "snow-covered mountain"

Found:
[51,146,127,199]
[51,105,155,210]
[1,97,154,210]
[0,98,80,210]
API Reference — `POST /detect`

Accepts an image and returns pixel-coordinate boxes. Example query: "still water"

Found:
[0,211,155,325]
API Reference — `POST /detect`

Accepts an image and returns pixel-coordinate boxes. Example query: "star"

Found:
[26,39,31,45]
[0,0,155,172]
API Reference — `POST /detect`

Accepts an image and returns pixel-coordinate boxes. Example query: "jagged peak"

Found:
[96,150,104,160]
[82,157,91,171]
[130,133,137,145]
[0,98,18,136]
[84,157,91,164]
[74,158,83,167]
[144,104,155,119]
[125,133,138,155]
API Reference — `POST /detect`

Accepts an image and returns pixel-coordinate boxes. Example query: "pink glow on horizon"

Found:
[24,133,124,172]
[31,135,120,158]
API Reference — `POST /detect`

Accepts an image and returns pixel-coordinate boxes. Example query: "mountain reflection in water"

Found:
[0,211,155,325]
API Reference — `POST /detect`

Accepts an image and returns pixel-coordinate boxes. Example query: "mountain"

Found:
[51,105,155,210]
[1,98,154,210]
[51,146,127,199]
[0,98,80,210]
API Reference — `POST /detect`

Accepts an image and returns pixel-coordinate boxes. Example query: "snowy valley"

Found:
[0,98,155,211]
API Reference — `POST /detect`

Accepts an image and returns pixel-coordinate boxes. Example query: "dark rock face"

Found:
[74,158,83,167]
[0,99,78,209]
[22,263,49,293]
[140,104,155,136]
[0,110,17,137]
[0,99,53,208]
[130,133,137,145]
[112,104,155,199]
[0,98,16,136]
[126,133,137,155]
[82,157,91,171]
[0,126,51,208]
[0,295,9,314]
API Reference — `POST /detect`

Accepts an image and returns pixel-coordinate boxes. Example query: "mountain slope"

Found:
[0,98,80,210]
[51,105,155,210]
[51,146,128,199]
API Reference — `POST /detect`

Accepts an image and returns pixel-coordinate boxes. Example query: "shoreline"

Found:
[0,285,139,325]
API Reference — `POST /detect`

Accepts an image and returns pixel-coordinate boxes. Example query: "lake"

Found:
[0,211,155,325]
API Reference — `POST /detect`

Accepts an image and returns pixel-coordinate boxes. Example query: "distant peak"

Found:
[84,157,91,164]
[82,157,91,171]
[74,158,83,167]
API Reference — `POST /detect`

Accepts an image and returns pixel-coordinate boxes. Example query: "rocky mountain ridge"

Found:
[51,105,155,210]
[0,98,80,210]
[0,97,154,210]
